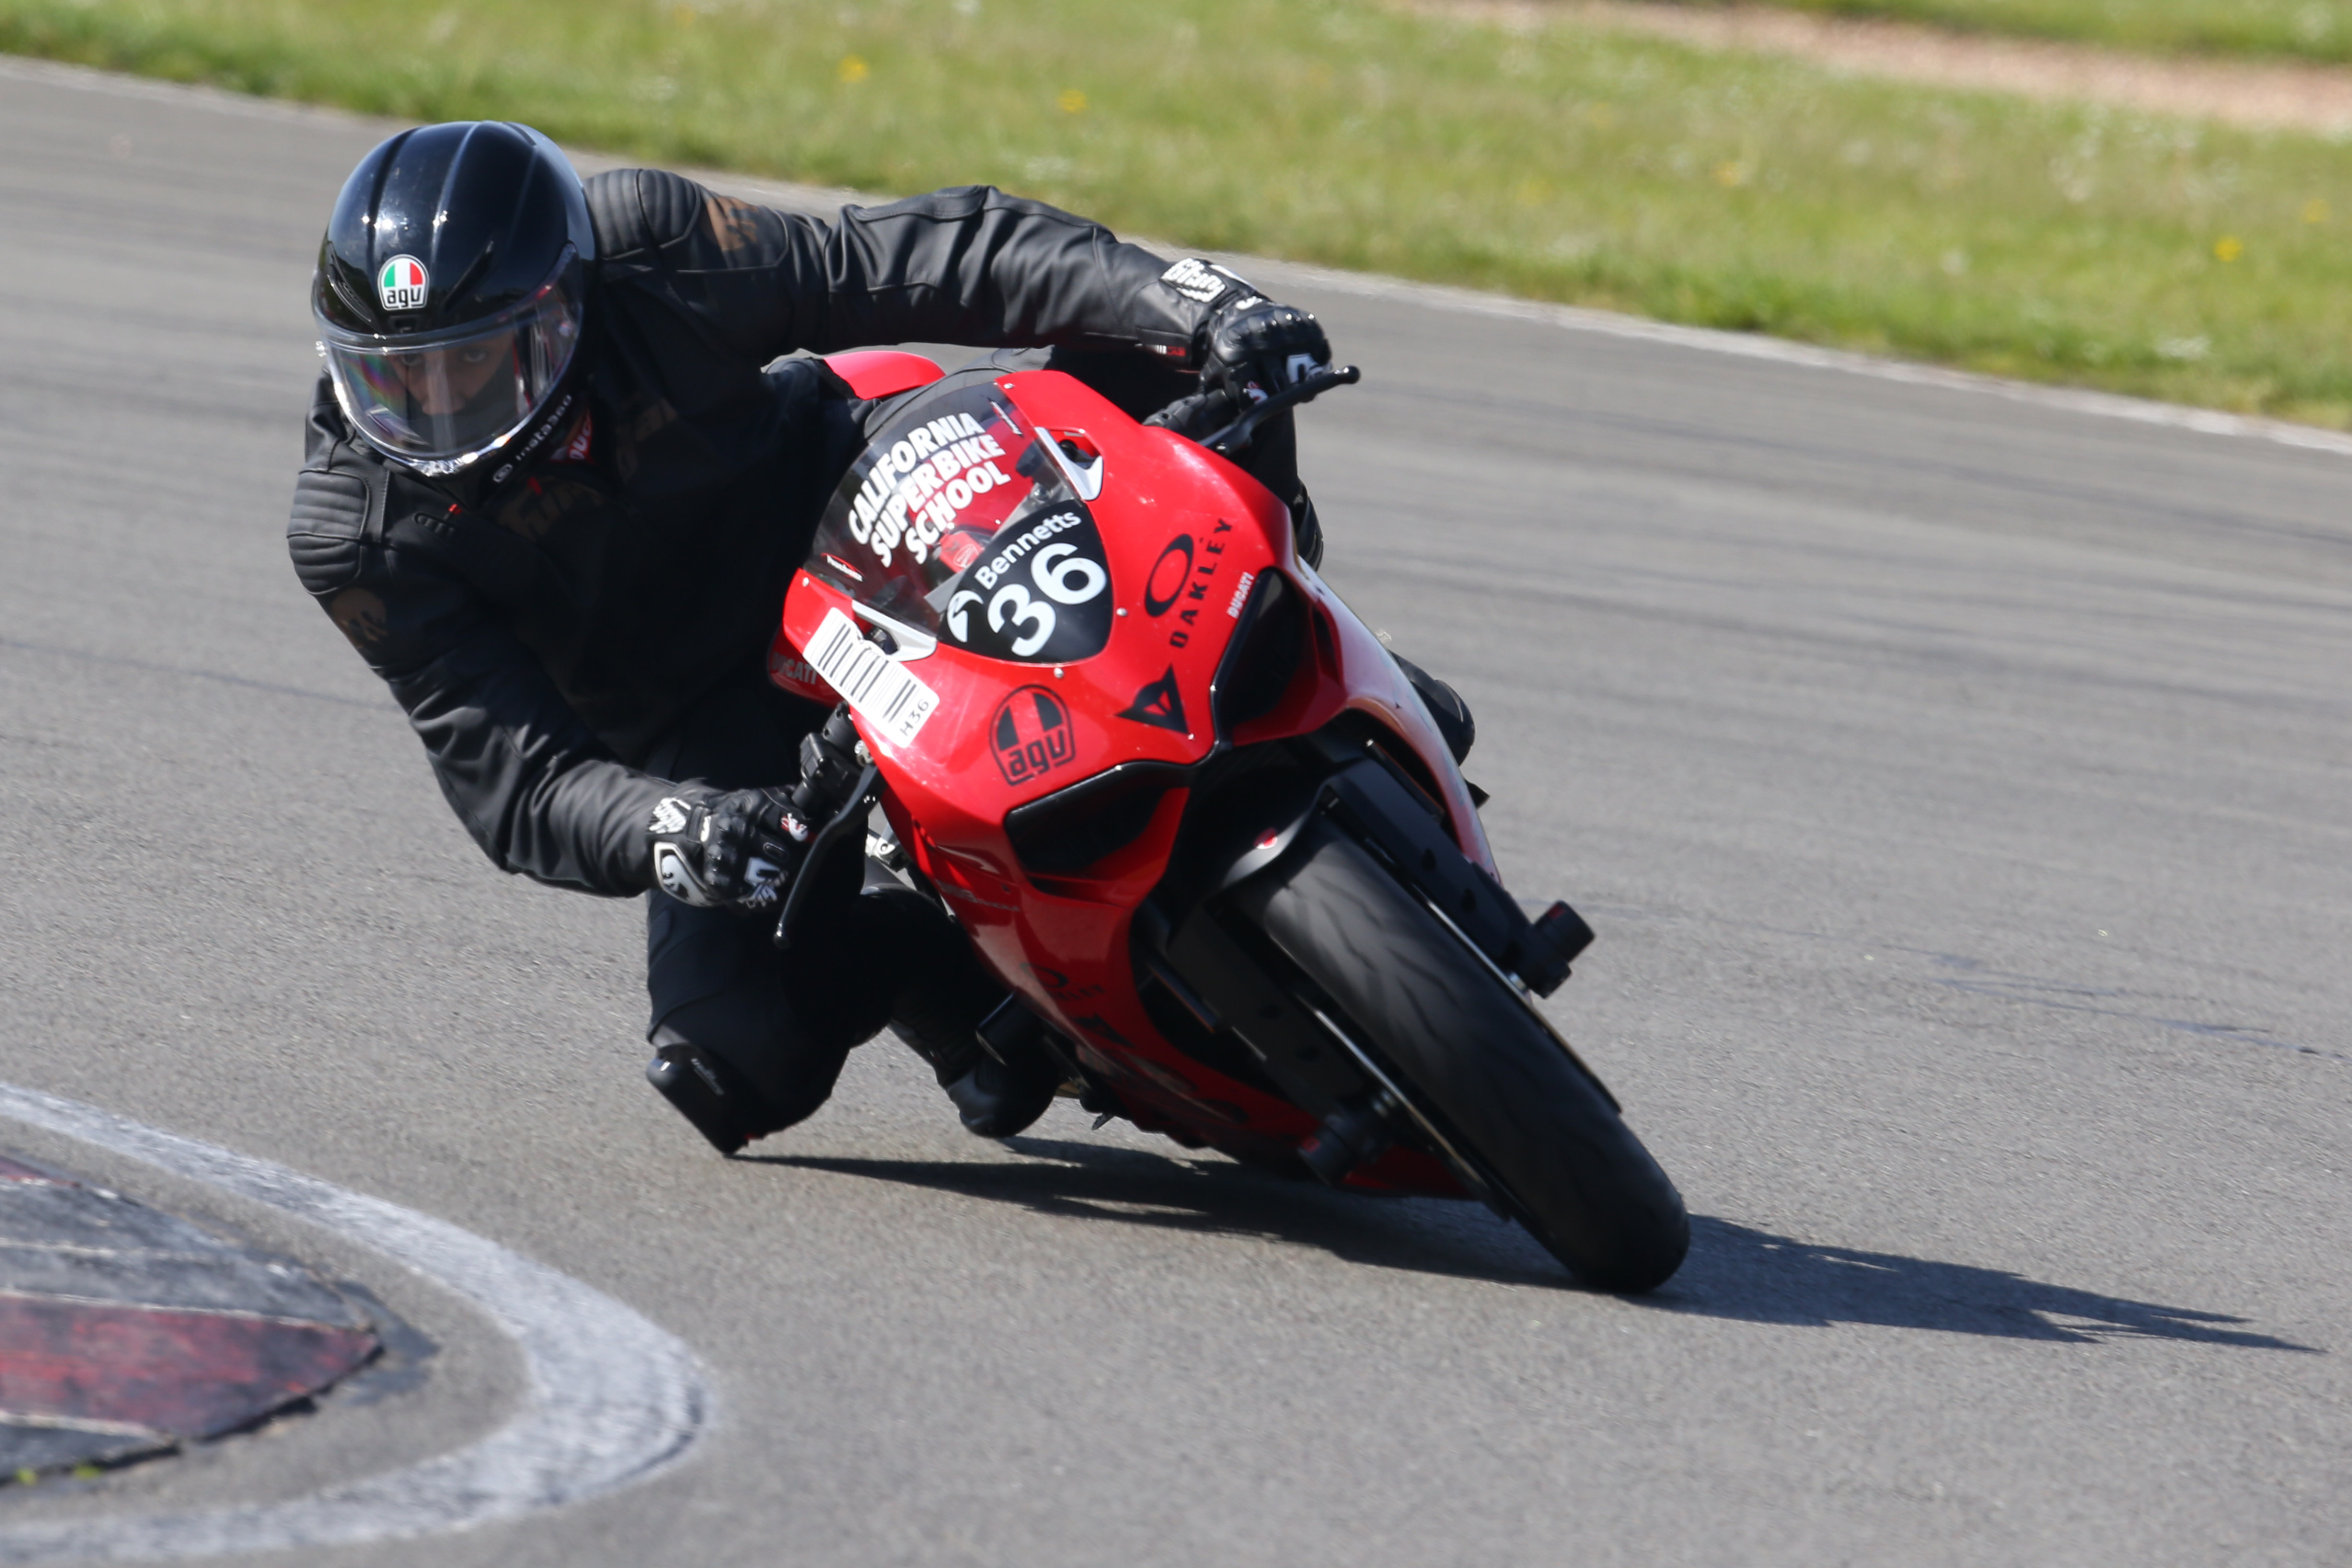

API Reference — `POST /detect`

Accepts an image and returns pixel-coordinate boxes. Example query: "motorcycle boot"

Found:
[894,1001,1063,1140]
[861,872,1063,1138]
[943,1056,1060,1140]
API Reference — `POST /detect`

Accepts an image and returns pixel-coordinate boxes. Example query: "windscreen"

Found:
[806,383,1113,665]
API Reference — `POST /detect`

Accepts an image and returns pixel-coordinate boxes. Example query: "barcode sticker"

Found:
[802,607,940,750]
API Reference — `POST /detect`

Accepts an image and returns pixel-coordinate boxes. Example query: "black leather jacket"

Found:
[287,173,1222,896]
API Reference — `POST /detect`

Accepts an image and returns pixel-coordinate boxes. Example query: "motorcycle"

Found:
[763,349,1689,1292]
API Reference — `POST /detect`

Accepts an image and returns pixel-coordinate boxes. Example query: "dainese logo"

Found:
[991,686,1076,788]
[377,255,430,312]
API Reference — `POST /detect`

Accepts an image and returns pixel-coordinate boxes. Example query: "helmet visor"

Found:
[317,252,583,468]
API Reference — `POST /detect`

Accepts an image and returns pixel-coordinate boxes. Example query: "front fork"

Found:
[1134,753,1599,1187]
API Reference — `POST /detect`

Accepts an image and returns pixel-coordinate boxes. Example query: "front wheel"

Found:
[1240,830,1689,1292]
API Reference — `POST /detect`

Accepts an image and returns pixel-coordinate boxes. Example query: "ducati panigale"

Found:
[766,350,1688,1292]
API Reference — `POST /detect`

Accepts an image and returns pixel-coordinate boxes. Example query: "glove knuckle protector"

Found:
[647,787,810,914]
[1200,296,1332,406]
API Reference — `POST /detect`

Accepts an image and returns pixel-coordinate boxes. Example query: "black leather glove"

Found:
[647,787,811,915]
[1156,257,1335,406]
[1201,299,1333,409]
[1143,296,1335,439]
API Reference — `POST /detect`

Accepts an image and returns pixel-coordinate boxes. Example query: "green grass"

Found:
[1652,0,2352,66]
[9,0,2352,424]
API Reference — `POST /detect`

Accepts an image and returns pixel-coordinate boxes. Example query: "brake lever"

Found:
[1202,364,1362,456]
[771,760,881,951]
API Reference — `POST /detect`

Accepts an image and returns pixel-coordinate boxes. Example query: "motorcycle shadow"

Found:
[1646,1216,2318,1352]
[753,1134,1569,1289]
[757,1143,2315,1344]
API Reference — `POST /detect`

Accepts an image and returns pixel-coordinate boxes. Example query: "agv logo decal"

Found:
[992,685,1076,787]
[378,255,430,312]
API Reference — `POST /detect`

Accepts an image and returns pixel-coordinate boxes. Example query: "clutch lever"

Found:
[772,760,881,951]
[1203,364,1362,456]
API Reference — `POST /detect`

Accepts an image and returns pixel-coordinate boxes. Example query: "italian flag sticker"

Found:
[377,255,430,312]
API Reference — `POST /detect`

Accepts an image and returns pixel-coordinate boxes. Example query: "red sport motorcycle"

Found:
[764,350,1688,1292]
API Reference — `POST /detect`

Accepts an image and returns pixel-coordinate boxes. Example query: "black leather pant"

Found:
[641,671,1001,1145]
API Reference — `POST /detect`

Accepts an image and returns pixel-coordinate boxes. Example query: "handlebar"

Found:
[1201,364,1363,457]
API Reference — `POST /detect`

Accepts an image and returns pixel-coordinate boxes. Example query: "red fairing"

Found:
[766,631,834,705]
[822,350,948,400]
[775,370,1488,1193]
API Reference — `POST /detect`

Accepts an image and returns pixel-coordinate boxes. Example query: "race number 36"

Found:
[950,540,1108,657]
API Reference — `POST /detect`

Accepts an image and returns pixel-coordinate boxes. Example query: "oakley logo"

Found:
[1143,535,1193,617]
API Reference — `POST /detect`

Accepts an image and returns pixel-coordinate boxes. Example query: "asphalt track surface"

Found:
[3,58,2349,1568]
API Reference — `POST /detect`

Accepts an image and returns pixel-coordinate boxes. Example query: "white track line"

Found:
[7,49,2350,464]
[1202,258,2352,461]
[0,1083,714,1564]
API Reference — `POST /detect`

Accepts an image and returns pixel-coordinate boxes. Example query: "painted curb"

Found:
[0,1085,714,1564]
[0,1151,382,1479]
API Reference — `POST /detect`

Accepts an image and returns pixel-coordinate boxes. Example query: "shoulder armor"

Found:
[287,466,371,596]
[587,168,705,258]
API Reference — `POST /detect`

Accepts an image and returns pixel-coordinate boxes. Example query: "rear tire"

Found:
[1243,829,1689,1291]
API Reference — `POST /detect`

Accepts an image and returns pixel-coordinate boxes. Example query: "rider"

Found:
[290,121,1474,1155]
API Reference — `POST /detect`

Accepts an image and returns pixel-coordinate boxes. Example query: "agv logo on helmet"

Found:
[377,256,430,312]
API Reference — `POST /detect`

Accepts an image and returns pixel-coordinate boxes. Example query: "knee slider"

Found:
[647,1037,776,1155]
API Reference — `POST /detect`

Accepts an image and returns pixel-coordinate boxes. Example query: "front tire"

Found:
[1241,830,1689,1291]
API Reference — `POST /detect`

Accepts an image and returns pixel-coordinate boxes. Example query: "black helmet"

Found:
[312,121,595,481]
